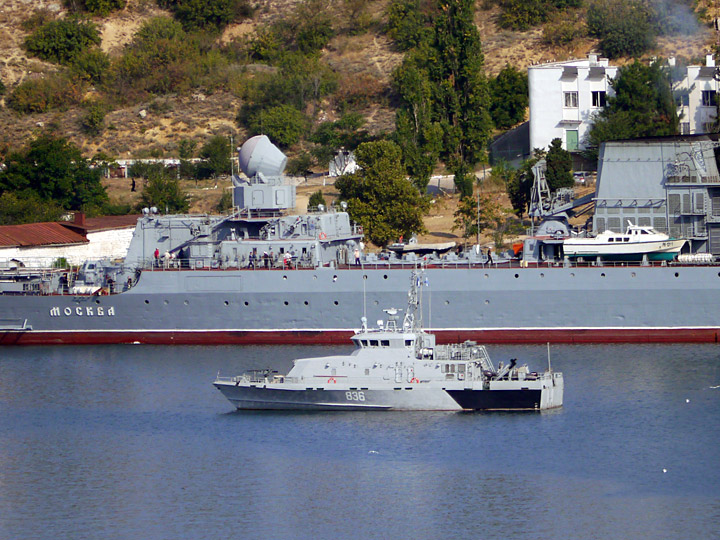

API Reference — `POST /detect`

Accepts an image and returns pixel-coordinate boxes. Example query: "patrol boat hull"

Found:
[213,384,558,411]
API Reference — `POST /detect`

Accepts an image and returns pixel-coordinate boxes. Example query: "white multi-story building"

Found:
[528,54,720,156]
[528,54,617,154]
[676,54,719,136]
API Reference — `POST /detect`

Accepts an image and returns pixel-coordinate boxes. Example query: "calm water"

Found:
[1,343,719,540]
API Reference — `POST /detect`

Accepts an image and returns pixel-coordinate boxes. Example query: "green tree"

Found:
[587,61,678,159]
[335,140,429,246]
[310,113,371,165]
[506,155,541,217]
[81,101,106,136]
[24,18,101,64]
[430,0,493,198]
[138,168,190,213]
[386,0,433,50]
[245,105,308,148]
[393,53,442,191]
[489,64,528,130]
[287,153,315,178]
[0,135,108,211]
[307,190,327,211]
[587,0,654,58]
[197,135,231,179]
[0,192,64,225]
[452,191,503,241]
[545,138,573,191]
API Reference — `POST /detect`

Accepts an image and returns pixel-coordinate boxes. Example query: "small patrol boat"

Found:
[213,270,564,411]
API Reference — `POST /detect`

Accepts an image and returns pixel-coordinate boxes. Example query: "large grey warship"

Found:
[3,134,720,346]
[214,270,564,411]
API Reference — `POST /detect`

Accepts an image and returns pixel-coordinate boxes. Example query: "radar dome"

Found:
[238,135,287,177]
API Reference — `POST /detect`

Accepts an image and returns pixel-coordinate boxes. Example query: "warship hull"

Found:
[3,264,720,345]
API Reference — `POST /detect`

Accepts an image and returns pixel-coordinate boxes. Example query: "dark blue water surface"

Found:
[1,344,719,540]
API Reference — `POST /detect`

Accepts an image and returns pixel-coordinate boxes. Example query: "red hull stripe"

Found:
[1,328,719,346]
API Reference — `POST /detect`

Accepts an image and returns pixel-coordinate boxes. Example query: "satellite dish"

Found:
[238,135,287,177]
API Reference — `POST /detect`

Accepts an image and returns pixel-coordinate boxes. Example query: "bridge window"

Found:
[370,340,379,347]
[381,340,390,347]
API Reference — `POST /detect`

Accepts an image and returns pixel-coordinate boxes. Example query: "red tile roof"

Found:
[0,222,89,248]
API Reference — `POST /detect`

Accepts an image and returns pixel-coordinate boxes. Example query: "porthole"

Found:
[601,272,605,277]
[164,300,169,305]
[445,300,450,305]
[631,272,636,278]
[383,274,388,280]
[313,275,317,280]
[283,275,287,280]
[334,300,339,306]
[184,300,189,305]
[284,301,289,306]
[484,273,489,278]
[144,299,149,304]
[244,301,249,306]
[224,301,229,306]
[484,300,489,305]
[95,299,101,304]
[304,301,309,306]
[333,275,337,282]
[540,273,545,278]
[374,300,379,305]
[363,275,367,280]
[674,272,679,278]
[570,272,575,277]
[514,273,519,278]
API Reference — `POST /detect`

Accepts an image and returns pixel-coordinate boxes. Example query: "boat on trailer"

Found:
[562,221,686,262]
[213,270,564,411]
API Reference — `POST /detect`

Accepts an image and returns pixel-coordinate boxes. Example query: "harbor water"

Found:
[1,343,719,539]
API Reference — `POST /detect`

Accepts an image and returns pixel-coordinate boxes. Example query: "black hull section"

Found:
[447,389,543,410]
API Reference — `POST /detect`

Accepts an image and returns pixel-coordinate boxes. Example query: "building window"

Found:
[681,122,690,134]
[564,91,578,108]
[702,90,717,107]
[591,90,606,107]
[679,94,690,106]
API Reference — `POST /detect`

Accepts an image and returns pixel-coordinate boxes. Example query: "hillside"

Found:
[0,0,716,245]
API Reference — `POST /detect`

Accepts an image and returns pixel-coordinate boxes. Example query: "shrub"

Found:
[308,190,326,210]
[542,12,586,46]
[71,48,110,85]
[138,168,190,213]
[245,105,308,148]
[287,153,315,177]
[159,0,253,31]
[25,18,101,64]
[64,0,126,16]
[335,73,383,110]
[82,102,106,136]
[111,17,198,97]
[7,73,86,113]
[587,0,655,58]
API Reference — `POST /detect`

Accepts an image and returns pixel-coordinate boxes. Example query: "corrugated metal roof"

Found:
[0,222,88,248]
[83,215,141,232]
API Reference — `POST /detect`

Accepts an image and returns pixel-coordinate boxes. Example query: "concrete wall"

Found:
[0,227,135,268]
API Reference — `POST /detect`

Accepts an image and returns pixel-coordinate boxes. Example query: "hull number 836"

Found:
[345,391,365,401]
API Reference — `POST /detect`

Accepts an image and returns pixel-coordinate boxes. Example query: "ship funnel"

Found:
[238,135,287,178]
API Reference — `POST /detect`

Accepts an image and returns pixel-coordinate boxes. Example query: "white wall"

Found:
[0,227,135,268]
